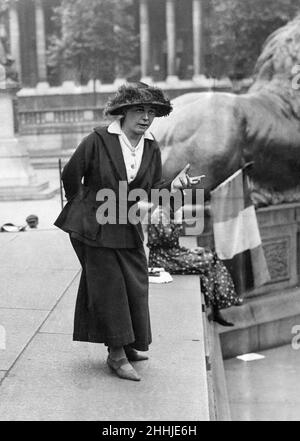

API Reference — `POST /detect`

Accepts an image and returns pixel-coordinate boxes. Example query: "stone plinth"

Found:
[248,203,299,296]
[219,287,300,359]
[0,138,36,186]
[196,201,300,359]
[196,202,300,297]
[0,82,54,200]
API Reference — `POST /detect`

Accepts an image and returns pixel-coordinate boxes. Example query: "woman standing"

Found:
[54,82,200,381]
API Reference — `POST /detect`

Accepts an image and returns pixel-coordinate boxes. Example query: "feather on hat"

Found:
[104,82,173,117]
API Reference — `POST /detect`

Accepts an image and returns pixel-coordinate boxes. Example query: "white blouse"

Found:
[108,119,154,183]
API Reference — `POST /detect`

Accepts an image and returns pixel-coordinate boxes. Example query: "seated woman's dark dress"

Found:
[147,222,242,310]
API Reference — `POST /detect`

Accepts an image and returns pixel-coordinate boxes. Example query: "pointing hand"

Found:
[172,164,205,190]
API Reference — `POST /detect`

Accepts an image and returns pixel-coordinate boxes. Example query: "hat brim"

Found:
[107,101,172,117]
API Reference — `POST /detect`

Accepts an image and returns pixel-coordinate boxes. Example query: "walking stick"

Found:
[58,158,64,210]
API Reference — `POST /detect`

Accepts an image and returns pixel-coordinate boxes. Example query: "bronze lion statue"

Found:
[152,15,300,206]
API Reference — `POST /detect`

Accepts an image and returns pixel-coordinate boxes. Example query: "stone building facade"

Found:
[3,0,207,88]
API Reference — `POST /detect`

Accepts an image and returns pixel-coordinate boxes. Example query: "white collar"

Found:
[107,119,154,140]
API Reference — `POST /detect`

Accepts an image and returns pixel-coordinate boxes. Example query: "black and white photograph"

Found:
[0,0,300,424]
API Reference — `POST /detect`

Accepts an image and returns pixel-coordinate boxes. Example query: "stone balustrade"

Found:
[18,107,105,135]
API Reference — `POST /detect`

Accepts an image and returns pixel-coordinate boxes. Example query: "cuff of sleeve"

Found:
[171,181,185,195]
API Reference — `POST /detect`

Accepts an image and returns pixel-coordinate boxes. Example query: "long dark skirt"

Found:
[70,237,152,351]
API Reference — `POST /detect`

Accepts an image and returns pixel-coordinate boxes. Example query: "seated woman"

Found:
[147,207,242,326]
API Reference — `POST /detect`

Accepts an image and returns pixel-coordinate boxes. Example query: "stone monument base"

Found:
[217,286,300,359]
[0,138,56,200]
[0,75,57,201]
[0,181,58,201]
[194,202,300,358]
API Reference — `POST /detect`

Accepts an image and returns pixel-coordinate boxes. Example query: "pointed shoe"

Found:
[107,356,141,381]
[125,347,149,362]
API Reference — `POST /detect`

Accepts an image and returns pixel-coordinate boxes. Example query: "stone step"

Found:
[0,228,212,420]
[30,150,73,169]
[218,286,300,359]
[0,184,60,201]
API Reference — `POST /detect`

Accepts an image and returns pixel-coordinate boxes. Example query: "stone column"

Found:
[139,0,152,83]
[166,0,178,84]
[61,4,77,92]
[34,0,49,90]
[113,8,126,87]
[8,0,21,80]
[192,0,205,84]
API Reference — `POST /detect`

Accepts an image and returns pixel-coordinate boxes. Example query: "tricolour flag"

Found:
[210,168,270,293]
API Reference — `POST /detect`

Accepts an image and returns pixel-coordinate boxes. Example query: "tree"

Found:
[47,0,138,85]
[205,0,300,79]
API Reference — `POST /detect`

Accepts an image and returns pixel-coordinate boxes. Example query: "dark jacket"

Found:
[54,125,172,248]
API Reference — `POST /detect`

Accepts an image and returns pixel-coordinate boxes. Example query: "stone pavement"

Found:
[0,226,210,421]
[225,344,300,421]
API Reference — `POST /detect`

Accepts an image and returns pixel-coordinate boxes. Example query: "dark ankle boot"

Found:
[124,346,148,362]
[213,307,234,327]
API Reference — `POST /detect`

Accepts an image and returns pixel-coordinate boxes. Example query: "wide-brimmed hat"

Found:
[104,82,173,117]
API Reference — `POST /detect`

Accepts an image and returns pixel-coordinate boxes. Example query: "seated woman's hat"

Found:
[104,82,173,117]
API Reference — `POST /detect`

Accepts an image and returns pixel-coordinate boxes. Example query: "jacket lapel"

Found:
[97,128,128,182]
